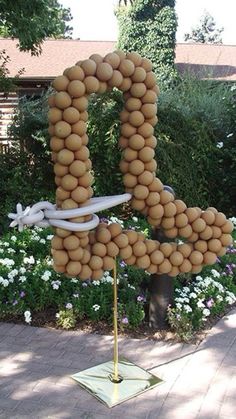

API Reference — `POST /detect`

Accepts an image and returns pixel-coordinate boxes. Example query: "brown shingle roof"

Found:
[1,39,236,81]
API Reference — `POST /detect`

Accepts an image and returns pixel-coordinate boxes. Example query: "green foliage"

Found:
[0,226,146,330]
[116,0,178,87]
[155,77,236,214]
[87,91,124,197]
[0,93,54,233]
[0,0,72,55]
[184,11,224,44]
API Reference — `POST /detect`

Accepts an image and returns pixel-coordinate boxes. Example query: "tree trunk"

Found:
[148,186,175,329]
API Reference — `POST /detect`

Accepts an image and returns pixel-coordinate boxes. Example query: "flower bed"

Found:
[0,216,235,340]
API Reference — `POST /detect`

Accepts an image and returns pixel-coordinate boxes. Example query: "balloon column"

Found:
[47,50,233,280]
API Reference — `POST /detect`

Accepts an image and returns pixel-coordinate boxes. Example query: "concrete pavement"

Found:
[0,308,235,418]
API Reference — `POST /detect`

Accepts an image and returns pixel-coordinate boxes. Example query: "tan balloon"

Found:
[119,59,135,77]
[104,52,121,69]
[67,66,85,81]
[136,254,150,269]
[107,223,122,238]
[130,83,147,98]
[106,242,119,257]
[63,235,80,250]
[127,51,142,66]
[55,121,71,138]
[132,241,146,257]
[96,62,113,81]
[81,59,97,76]
[53,250,69,266]
[79,265,92,280]
[61,174,78,191]
[57,149,74,165]
[69,161,86,177]
[50,137,64,152]
[119,245,133,260]
[65,134,82,151]
[113,234,129,249]
[63,107,80,124]
[54,91,72,109]
[96,228,112,244]
[68,247,84,261]
[131,67,147,83]
[52,75,70,91]
[71,186,89,203]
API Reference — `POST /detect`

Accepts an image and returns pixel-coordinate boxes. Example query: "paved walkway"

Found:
[0,309,235,419]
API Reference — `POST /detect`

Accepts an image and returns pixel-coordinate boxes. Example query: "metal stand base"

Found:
[71,357,162,408]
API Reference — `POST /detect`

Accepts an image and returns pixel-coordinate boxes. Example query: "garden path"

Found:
[0,309,235,418]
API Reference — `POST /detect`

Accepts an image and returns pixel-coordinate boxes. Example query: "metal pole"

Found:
[110,257,123,383]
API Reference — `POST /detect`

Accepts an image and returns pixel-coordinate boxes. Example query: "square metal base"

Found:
[71,357,163,408]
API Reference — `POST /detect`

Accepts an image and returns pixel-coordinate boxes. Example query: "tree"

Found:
[184,11,224,44]
[0,0,72,55]
[116,0,178,87]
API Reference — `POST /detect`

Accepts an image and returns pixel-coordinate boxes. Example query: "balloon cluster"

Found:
[48,50,233,280]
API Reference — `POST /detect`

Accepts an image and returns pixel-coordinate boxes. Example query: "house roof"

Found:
[1,38,236,81]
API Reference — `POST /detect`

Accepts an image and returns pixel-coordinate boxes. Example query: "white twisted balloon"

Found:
[8,194,132,232]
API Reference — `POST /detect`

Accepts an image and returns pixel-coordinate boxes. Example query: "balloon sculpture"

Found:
[9,50,233,281]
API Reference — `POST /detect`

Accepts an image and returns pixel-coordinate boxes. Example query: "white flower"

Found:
[24,310,32,324]
[211,269,220,278]
[183,287,190,293]
[51,280,61,290]
[196,276,203,282]
[92,304,100,312]
[93,280,100,286]
[39,239,46,244]
[71,278,78,283]
[73,293,79,298]
[8,248,16,254]
[0,258,15,267]
[66,303,73,309]
[176,303,182,309]
[183,305,192,313]
[3,242,9,247]
[226,296,234,305]
[0,278,9,287]
[189,292,197,299]
[216,142,223,148]
[41,270,52,281]
[202,308,210,317]
[128,284,135,290]
[101,275,113,284]
[23,256,35,265]
[19,267,26,274]
[46,235,54,240]
[0,249,3,253]
[19,276,26,283]
[197,300,205,308]
[11,236,17,242]
[55,313,60,319]
[8,269,18,280]
[217,295,223,302]
[132,216,138,222]
[108,216,124,227]
[227,133,233,138]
